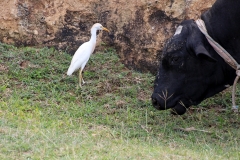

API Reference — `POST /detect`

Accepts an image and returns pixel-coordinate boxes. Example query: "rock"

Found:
[0,0,215,73]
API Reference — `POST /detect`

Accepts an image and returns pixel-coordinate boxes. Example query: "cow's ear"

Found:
[194,45,217,62]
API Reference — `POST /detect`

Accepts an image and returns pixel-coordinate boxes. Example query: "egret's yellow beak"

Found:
[102,27,109,32]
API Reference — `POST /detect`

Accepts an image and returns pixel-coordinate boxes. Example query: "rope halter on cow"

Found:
[196,19,239,112]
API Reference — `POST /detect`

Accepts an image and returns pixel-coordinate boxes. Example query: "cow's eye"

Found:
[171,57,179,63]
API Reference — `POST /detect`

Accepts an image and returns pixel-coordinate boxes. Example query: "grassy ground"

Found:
[0,42,239,160]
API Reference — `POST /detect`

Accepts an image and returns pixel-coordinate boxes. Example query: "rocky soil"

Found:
[0,0,215,73]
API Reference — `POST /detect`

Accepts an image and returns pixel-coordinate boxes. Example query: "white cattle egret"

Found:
[67,23,109,87]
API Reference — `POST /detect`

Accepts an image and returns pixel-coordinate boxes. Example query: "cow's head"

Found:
[151,20,231,115]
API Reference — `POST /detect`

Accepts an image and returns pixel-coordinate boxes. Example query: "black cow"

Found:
[151,0,240,115]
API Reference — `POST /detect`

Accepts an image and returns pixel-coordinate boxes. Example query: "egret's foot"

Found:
[79,83,82,88]
[82,78,85,85]
[76,83,82,89]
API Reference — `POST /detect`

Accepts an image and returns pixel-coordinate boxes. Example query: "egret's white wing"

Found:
[67,41,95,75]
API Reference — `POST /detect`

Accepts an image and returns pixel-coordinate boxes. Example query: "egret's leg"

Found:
[79,69,82,88]
[80,69,86,85]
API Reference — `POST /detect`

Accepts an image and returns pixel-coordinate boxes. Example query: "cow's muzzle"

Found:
[151,93,187,115]
[151,93,169,110]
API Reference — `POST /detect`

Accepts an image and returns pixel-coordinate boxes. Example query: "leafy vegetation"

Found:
[0,43,239,159]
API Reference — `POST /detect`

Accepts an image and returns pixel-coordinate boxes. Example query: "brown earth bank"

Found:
[0,0,215,73]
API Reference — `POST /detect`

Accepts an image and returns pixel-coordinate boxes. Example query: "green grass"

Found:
[0,42,239,159]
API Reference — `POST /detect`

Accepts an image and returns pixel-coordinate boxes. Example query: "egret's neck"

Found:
[90,28,97,43]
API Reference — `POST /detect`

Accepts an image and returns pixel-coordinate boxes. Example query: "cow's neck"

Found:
[201,0,240,62]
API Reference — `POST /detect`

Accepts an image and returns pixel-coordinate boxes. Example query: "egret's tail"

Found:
[67,66,75,76]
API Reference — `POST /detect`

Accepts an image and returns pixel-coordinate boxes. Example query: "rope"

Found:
[196,19,239,112]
